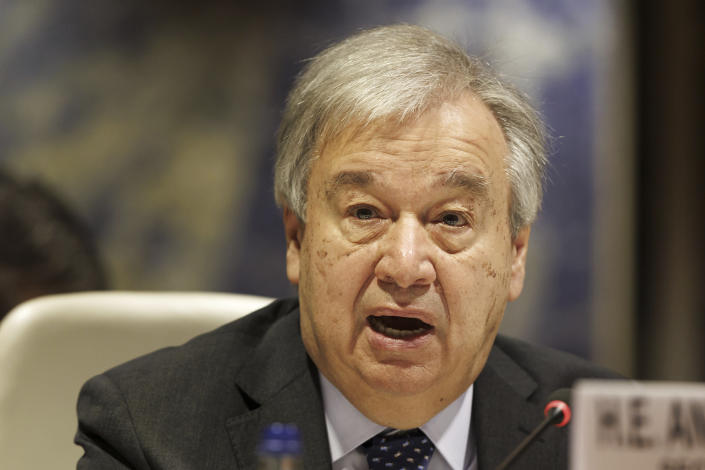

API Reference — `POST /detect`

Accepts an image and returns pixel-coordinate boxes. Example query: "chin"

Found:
[361,364,437,397]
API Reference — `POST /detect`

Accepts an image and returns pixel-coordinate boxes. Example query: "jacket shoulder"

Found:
[89,297,300,408]
[492,334,623,390]
[108,297,298,374]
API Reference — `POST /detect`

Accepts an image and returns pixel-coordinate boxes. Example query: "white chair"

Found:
[0,291,274,470]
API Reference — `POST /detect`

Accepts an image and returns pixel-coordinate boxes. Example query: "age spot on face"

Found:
[482,261,498,279]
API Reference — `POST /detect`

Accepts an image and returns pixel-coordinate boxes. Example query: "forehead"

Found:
[313,93,509,184]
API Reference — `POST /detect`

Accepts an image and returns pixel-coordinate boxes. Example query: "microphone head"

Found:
[544,388,572,428]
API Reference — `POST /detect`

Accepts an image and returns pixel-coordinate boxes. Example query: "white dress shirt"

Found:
[320,373,478,470]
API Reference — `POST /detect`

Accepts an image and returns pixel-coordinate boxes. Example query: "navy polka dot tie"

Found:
[364,428,435,470]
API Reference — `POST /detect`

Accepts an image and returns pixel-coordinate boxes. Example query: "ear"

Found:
[283,207,304,285]
[508,225,531,302]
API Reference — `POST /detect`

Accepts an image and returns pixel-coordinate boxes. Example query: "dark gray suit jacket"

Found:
[75,298,619,469]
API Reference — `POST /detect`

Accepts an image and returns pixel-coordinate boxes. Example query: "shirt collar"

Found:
[420,384,473,470]
[320,372,473,470]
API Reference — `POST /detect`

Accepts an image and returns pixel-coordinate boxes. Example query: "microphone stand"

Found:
[494,407,564,470]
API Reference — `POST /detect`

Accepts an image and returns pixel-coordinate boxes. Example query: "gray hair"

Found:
[274,24,547,237]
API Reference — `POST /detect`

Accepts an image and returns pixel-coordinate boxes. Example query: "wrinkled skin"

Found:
[284,93,531,428]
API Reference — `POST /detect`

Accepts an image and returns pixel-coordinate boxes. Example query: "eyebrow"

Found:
[441,169,489,199]
[324,171,372,199]
[325,169,489,199]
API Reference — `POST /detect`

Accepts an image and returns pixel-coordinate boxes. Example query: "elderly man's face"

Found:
[284,93,530,427]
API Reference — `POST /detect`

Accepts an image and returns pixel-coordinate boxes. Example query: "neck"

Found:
[329,371,475,429]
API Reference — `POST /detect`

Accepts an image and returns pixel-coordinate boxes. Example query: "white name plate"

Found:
[570,380,705,470]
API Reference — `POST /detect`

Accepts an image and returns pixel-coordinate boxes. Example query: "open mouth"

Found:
[367,315,434,339]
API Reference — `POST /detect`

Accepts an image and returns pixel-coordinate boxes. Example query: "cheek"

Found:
[299,235,376,359]
[301,228,373,311]
[442,248,511,327]
[450,248,510,290]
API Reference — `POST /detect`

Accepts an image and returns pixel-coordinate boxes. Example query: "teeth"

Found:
[368,316,432,339]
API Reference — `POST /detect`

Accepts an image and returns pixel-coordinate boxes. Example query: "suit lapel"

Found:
[225,308,332,469]
[473,341,543,469]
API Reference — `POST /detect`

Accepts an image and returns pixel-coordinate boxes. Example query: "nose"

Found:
[374,214,436,288]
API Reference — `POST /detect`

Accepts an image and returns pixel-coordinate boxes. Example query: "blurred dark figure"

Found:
[0,171,107,320]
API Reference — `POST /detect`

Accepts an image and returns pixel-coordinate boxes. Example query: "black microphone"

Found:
[495,388,572,470]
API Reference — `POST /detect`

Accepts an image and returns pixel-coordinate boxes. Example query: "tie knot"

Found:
[364,428,435,470]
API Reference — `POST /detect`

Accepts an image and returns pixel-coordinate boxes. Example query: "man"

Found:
[76,25,618,469]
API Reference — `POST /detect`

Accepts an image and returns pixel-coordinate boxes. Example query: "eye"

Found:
[352,206,377,220]
[439,212,467,227]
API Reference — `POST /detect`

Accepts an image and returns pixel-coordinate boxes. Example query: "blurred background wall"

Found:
[634,1,704,381]
[0,0,702,380]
